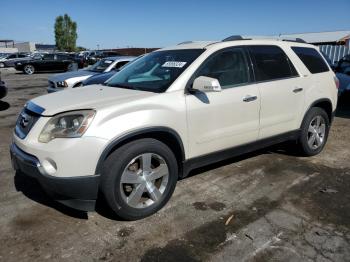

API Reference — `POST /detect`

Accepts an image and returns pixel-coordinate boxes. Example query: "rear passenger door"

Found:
[248,45,304,139]
[186,47,260,158]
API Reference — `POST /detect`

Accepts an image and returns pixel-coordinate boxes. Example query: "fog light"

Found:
[40,158,57,175]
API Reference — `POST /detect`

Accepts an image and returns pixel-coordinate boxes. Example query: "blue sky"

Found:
[1,0,350,49]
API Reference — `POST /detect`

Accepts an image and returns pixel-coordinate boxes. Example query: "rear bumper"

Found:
[10,143,100,211]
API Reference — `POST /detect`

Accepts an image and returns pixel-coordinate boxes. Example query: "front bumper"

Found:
[10,143,100,211]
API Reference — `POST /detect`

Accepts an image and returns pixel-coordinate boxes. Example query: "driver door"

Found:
[186,47,260,159]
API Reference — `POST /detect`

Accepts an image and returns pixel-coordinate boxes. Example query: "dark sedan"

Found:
[15,54,76,75]
[3,53,43,68]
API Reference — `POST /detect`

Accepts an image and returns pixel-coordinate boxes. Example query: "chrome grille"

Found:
[15,108,40,139]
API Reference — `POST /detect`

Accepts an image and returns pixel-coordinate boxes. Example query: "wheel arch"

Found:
[306,98,334,124]
[73,82,82,88]
[95,127,186,177]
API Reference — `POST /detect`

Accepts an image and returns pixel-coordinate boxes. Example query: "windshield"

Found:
[105,49,204,93]
[88,58,115,72]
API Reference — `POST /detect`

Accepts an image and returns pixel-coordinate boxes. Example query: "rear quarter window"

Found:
[291,47,329,74]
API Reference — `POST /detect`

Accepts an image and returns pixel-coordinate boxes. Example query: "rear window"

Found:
[248,45,298,82]
[291,47,329,74]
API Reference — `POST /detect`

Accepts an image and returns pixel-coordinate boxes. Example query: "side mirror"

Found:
[190,76,222,93]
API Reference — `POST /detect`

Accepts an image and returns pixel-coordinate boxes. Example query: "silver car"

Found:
[47,56,135,93]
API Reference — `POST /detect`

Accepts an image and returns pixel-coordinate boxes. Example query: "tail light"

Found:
[334,76,339,89]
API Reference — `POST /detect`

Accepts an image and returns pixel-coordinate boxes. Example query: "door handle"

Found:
[243,95,257,102]
[293,87,303,93]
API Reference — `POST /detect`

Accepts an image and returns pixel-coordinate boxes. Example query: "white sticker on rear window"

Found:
[162,61,187,68]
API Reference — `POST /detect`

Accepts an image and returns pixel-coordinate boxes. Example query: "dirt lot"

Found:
[0,68,349,262]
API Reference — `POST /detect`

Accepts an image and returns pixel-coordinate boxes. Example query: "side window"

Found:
[114,61,130,70]
[291,47,329,74]
[57,55,67,60]
[43,54,55,60]
[197,48,251,89]
[249,45,298,81]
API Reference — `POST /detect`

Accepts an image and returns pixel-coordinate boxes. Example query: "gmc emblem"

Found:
[20,113,30,128]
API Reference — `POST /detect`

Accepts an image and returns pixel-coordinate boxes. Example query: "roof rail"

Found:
[177,41,193,45]
[222,35,307,44]
[281,38,307,43]
[222,35,245,42]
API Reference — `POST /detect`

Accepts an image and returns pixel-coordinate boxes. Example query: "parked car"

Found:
[82,55,144,86]
[47,56,135,92]
[336,65,350,96]
[14,53,76,75]
[0,53,31,68]
[2,53,43,68]
[0,73,7,99]
[11,37,338,220]
[336,55,350,72]
[87,51,121,65]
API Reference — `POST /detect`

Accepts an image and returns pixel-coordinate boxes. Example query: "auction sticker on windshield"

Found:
[162,61,187,68]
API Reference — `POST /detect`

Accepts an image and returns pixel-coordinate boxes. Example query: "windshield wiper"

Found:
[107,83,139,90]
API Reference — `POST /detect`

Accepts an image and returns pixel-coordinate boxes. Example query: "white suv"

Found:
[11,36,338,220]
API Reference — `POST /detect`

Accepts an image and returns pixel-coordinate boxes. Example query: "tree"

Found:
[76,46,87,52]
[54,14,78,52]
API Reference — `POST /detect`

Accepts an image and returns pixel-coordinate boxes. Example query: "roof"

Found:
[158,39,312,52]
[160,41,217,50]
[278,30,350,44]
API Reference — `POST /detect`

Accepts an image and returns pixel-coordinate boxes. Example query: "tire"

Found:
[298,107,330,156]
[100,138,178,220]
[23,64,35,75]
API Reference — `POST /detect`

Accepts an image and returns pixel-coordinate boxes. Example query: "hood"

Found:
[49,69,97,82]
[29,85,156,116]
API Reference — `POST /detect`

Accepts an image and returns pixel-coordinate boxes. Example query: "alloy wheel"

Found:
[24,65,34,74]
[307,115,326,149]
[120,153,169,209]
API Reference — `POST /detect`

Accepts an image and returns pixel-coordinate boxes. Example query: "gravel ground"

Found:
[0,68,349,262]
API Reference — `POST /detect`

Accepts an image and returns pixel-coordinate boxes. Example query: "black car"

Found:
[3,53,43,68]
[15,54,76,75]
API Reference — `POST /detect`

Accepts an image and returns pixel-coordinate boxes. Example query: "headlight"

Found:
[38,110,95,143]
[56,81,68,88]
[17,62,22,65]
